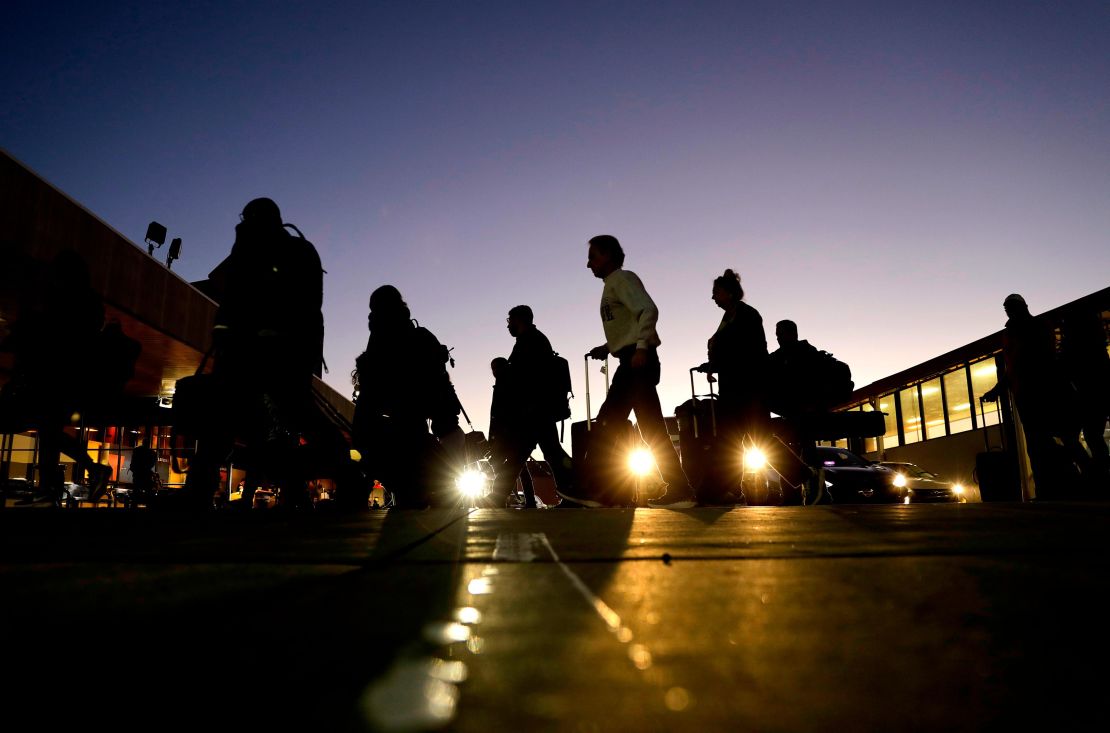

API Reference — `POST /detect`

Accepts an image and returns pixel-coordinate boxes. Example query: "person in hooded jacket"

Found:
[352,285,465,507]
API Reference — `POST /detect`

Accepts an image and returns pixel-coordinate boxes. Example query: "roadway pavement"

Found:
[2,501,1108,732]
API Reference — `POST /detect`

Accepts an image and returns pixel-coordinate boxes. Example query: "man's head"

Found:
[490,356,509,379]
[368,284,411,330]
[775,319,799,348]
[587,234,624,279]
[507,305,534,337]
[1003,293,1029,320]
[240,198,282,228]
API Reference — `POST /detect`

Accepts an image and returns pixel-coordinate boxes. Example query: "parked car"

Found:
[812,447,905,504]
[878,462,966,503]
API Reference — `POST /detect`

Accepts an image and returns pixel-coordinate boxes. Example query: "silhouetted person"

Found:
[488,306,575,507]
[183,198,341,511]
[0,251,112,505]
[352,285,465,507]
[486,356,533,507]
[561,235,694,508]
[487,357,517,466]
[1060,311,1110,485]
[696,269,770,501]
[983,294,1087,498]
[768,319,833,419]
[129,440,158,506]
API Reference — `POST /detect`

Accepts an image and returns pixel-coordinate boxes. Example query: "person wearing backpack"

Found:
[352,285,465,507]
[767,320,849,418]
[487,305,575,506]
[180,198,348,511]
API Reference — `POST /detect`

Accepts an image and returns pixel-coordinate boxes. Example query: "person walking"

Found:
[352,285,466,507]
[983,294,1088,498]
[559,235,695,509]
[697,269,770,502]
[488,305,575,507]
[181,198,354,511]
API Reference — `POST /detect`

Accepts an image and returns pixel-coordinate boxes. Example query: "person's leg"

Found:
[492,443,529,505]
[518,462,537,508]
[535,421,574,491]
[579,360,639,503]
[36,425,63,504]
[626,354,692,499]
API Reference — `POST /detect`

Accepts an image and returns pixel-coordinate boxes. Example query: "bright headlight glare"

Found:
[892,473,908,488]
[628,448,655,477]
[456,469,487,498]
[742,447,768,471]
[953,484,965,495]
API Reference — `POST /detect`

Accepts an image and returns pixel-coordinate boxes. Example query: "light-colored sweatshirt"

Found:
[599,269,662,354]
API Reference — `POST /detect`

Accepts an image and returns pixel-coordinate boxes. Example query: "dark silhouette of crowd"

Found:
[4,204,1107,511]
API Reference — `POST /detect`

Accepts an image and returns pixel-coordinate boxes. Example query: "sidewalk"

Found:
[2,503,1108,731]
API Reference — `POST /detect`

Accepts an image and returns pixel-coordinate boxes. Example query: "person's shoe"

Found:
[554,486,605,509]
[647,485,698,509]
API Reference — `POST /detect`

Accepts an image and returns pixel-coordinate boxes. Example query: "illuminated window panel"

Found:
[920,378,944,440]
[944,367,974,434]
[879,394,899,447]
[970,358,1002,427]
[900,388,923,445]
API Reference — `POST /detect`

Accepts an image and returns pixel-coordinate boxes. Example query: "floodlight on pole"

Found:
[144,221,166,256]
[167,237,181,270]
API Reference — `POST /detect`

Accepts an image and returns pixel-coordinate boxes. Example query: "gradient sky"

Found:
[4,0,1109,441]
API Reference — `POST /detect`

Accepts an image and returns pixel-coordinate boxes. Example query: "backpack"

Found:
[814,350,854,405]
[548,352,573,422]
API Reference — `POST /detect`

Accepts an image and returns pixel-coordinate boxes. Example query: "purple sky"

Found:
[4,1,1109,440]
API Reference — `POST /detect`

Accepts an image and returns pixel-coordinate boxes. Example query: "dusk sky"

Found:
[4,1,1108,441]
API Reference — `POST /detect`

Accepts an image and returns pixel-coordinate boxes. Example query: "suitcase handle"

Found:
[688,366,718,439]
[583,353,610,432]
[978,395,1004,451]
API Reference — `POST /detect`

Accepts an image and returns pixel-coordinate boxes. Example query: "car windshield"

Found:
[818,449,869,468]
[885,463,940,480]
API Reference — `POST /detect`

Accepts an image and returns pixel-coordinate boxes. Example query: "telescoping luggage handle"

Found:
[978,395,1004,451]
[688,367,717,439]
[583,353,610,432]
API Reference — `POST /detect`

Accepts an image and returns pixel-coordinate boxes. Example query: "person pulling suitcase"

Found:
[556,235,695,509]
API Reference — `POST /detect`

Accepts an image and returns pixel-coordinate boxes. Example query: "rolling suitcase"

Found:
[571,354,637,504]
[675,367,730,502]
[974,397,1019,501]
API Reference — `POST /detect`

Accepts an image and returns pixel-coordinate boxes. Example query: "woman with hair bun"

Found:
[701,269,770,501]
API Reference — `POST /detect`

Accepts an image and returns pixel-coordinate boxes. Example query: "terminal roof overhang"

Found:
[841,285,1110,406]
[0,148,354,425]
[0,148,215,401]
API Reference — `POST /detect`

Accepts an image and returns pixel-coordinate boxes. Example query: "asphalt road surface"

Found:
[2,502,1107,732]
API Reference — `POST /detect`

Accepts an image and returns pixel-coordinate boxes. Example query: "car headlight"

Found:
[456,469,488,498]
[952,483,965,496]
[892,473,908,488]
[742,447,768,471]
[628,448,655,477]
